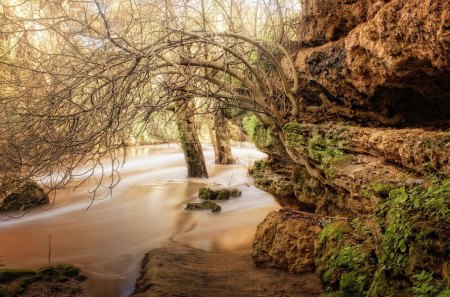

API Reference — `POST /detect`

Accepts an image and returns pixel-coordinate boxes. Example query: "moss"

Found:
[339,271,367,296]
[321,292,344,297]
[436,289,450,297]
[371,181,396,198]
[55,264,79,277]
[0,285,8,297]
[283,122,350,178]
[242,115,260,139]
[411,270,442,297]
[229,188,241,197]
[328,246,365,271]
[367,177,450,296]
[243,115,285,156]
[318,221,352,250]
[0,265,85,296]
[36,267,59,277]
[185,201,221,213]
[198,187,234,200]
[0,269,35,282]
[216,190,231,200]
[316,221,374,295]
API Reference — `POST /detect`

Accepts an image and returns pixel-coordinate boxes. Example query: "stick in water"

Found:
[48,235,52,266]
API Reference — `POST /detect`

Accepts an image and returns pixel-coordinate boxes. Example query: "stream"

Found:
[0,144,278,297]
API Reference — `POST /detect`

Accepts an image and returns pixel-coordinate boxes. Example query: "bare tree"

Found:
[0,0,392,200]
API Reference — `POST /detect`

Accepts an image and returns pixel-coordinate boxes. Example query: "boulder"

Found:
[0,181,49,211]
[185,201,221,213]
[252,209,322,273]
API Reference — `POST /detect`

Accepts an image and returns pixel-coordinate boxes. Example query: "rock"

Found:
[315,220,377,296]
[406,178,425,186]
[0,265,87,297]
[252,209,322,274]
[198,187,241,200]
[298,0,379,46]
[294,0,450,125]
[229,188,242,197]
[198,187,229,200]
[0,285,7,297]
[184,201,221,213]
[55,264,80,278]
[0,269,35,283]
[131,244,322,297]
[250,160,299,208]
[0,181,49,211]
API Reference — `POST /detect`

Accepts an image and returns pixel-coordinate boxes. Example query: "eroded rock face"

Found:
[252,210,322,273]
[250,1,450,296]
[295,0,450,124]
[298,0,386,46]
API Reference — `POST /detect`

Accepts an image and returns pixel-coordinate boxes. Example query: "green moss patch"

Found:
[0,269,35,283]
[283,122,351,178]
[242,115,285,157]
[198,187,241,200]
[0,265,86,296]
[185,201,221,213]
[315,221,376,296]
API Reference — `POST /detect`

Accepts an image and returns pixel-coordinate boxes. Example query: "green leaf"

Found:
[399,239,407,253]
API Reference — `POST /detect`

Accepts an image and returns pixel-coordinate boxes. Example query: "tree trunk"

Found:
[177,100,208,178]
[207,117,220,162]
[212,105,235,164]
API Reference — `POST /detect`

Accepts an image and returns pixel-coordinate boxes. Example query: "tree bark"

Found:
[177,100,209,178]
[212,106,235,164]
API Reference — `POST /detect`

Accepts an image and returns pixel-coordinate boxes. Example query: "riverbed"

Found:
[0,144,278,297]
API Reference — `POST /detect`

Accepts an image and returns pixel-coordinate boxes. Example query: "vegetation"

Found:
[199,187,241,201]
[185,201,222,213]
[0,265,85,296]
[315,177,450,297]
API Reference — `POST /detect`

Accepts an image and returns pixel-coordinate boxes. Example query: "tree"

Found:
[0,0,300,195]
[0,0,389,198]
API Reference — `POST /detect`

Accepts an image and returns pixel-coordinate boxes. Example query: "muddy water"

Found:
[0,144,278,297]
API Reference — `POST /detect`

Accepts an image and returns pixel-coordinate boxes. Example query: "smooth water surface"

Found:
[0,144,278,297]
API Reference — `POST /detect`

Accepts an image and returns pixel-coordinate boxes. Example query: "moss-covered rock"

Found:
[315,221,376,296]
[198,187,240,200]
[0,269,35,283]
[314,178,450,297]
[185,201,221,213]
[229,188,241,197]
[55,264,80,278]
[368,179,450,296]
[0,264,86,296]
[0,181,49,211]
[283,122,351,178]
[0,285,8,297]
[242,115,287,160]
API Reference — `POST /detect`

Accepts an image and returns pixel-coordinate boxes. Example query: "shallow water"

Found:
[0,144,278,297]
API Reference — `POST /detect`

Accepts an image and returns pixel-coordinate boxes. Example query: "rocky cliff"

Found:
[250,0,450,296]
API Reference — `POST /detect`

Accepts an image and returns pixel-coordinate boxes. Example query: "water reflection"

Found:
[0,144,278,297]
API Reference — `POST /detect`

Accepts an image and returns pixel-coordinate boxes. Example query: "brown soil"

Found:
[131,244,322,297]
